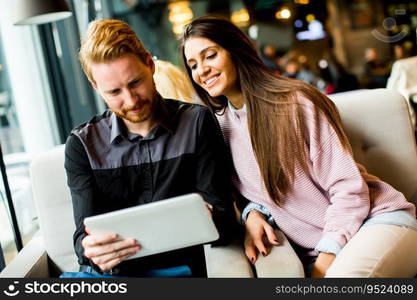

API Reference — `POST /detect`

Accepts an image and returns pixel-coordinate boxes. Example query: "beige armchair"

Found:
[1,88,417,278]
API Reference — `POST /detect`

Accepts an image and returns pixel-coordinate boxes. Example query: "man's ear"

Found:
[146,53,155,75]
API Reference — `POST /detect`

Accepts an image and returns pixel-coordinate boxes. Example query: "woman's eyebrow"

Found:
[187,46,217,63]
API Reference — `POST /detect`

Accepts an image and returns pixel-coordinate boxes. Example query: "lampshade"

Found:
[13,0,73,25]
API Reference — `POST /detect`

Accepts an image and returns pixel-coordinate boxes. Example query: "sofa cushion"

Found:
[30,145,78,272]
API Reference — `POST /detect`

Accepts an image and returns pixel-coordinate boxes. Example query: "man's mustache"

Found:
[121,101,150,114]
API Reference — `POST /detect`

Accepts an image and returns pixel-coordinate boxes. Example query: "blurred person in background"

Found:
[283,57,329,93]
[260,44,281,74]
[363,47,390,89]
[318,51,359,94]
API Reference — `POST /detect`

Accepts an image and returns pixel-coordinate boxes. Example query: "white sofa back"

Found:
[30,144,78,272]
[29,89,417,273]
[329,89,417,202]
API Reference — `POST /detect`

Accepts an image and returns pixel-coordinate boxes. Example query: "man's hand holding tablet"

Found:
[83,193,219,271]
[82,229,140,272]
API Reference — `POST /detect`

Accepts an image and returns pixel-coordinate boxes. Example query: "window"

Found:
[0,3,62,264]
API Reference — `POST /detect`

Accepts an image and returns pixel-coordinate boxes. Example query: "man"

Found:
[64,19,237,277]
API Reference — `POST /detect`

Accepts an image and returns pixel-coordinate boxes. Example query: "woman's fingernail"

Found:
[261,251,266,257]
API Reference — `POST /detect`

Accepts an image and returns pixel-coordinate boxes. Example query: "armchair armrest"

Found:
[204,230,304,278]
[204,239,254,278]
[254,230,304,277]
[0,235,50,278]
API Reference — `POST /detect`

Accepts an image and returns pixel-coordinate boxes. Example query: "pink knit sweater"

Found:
[217,98,416,251]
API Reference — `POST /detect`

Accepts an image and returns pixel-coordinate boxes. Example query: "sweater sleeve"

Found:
[304,101,370,253]
[240,202,277,226]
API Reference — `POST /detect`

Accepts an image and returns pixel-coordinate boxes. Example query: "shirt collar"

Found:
[109,94,176,144]
[228,100,247,114]
[110,113,124,144]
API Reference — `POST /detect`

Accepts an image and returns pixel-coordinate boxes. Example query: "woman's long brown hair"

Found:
[180,16,350,204]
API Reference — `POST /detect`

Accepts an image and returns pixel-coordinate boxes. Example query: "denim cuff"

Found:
[240,202,276,226]
[314,236,342,255]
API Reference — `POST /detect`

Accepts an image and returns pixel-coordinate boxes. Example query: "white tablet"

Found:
[83,193,219,260]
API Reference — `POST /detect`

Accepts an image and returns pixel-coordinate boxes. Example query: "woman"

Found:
[180,16,417,277]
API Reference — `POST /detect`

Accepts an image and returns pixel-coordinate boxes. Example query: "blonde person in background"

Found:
[154,59,202,104]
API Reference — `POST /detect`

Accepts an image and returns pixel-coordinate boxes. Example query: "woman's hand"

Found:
[311,252,336,278]
[244,210,279,264]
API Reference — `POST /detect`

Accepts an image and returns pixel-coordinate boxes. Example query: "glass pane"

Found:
[0,30,39,264]
[0,190,18,264]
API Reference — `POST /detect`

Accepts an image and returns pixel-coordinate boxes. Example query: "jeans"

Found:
[60,265,192,278]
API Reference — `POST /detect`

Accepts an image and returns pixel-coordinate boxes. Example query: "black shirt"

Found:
[64,98,238,276]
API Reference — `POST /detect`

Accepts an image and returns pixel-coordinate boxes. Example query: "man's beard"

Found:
[113,91,157,123]
[113,101,152,123]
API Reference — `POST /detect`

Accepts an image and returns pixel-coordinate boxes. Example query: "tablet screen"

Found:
[84,193,219,259]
